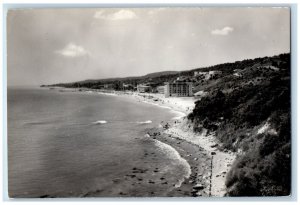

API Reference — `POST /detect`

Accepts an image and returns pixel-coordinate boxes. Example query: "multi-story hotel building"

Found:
[164,82,193,97]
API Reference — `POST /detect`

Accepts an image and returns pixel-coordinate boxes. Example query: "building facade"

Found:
[164,82,193,97]
[122,83,134,91]
[137,84,151,93]
[194,70,222,80]
[103,84,114,90]
[157,86,165,94]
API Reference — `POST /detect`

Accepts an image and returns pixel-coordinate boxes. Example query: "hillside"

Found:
[187,53,291,196]
[44,71,180,89]
[45,54,290,93]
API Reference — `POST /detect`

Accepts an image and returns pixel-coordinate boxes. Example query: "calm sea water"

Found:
[7,87,190,197]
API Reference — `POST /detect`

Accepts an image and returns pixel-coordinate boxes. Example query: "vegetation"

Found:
[187,53,291,196]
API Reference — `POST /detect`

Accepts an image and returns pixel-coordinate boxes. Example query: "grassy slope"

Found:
[187,53,291,196]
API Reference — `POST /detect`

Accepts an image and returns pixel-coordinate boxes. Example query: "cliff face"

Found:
[187,53,291,196]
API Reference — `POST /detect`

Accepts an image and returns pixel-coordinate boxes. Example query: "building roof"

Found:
[137,84,151,88]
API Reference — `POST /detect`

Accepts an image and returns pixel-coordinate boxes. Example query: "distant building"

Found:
[145,82,158,93]
[157,86,165,94]
[164,82,193,97]
[97,85,105,89]
[122,83,134,90]
[194,70,222,80]
[137,84,151,93]
[194,71,206,77]
[103,84,114,90]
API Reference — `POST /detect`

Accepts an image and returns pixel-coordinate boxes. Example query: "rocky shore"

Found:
[163,119,236,196]
[146,127,212,197]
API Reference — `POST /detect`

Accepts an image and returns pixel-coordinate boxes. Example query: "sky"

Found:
[7,7,290,86]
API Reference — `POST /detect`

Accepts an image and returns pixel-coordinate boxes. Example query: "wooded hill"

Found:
[44,54,290,93]
[188,53,291,196]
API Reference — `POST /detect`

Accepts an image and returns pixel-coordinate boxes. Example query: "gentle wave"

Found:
[97,92,117,96]
[92,120,107,124]
[152,138,191,188]
[170,110,186,120]
[23,120,58,126]
[24,121,49,126]
[137,120,152,124]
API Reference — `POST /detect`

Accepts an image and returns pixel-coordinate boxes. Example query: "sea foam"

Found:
[153,138,191,188]
[92,120,107,124]
[137,120,152,124]
[170,110,186,120]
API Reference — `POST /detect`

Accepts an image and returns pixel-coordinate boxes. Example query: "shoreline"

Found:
[46,87,236,197]
[163,119,236,196]
[103,89,237,197]
[145,128,211,197]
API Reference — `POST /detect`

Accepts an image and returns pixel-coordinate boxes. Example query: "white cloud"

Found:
[148,8,166,15]
[94,9,137,20]
[211,26,234,35]
[55,43,89,57]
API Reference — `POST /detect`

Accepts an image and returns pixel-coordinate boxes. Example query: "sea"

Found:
[7,87,191,197]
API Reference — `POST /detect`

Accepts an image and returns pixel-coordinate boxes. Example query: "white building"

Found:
[137,84,151,93]
[164,82,193,97]
[157,86,165,94]
[194,70,222,80]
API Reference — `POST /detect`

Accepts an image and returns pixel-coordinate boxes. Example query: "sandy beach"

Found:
[116,91,195,115]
